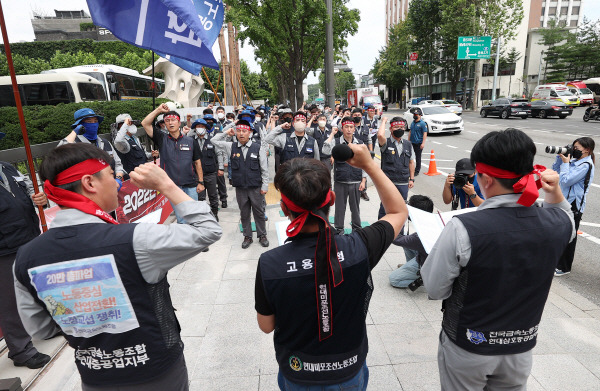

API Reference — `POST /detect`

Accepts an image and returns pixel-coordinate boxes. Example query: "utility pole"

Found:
[324,0,335,108]
[491,37,501,101]
[537,50,544,86]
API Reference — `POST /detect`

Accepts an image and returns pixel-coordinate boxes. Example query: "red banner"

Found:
[43,180,173,225]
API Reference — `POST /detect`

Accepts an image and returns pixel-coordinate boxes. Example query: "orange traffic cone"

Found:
[425,150,442,176]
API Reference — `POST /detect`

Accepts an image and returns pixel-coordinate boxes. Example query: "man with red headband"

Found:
[211,119,270,249]
[421,128,574,390]
[264,111,320,165]
[255,144,407,390]
[13,143,221,390]
[142,104,204,224]
[322,117,367,235]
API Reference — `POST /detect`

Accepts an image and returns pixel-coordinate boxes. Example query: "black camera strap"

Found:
[566,162,592,213]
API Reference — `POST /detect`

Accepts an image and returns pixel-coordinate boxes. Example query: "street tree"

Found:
[318,70,356,99]
[227,0,359,110]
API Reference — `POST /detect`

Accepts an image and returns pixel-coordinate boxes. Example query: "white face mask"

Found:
[196,127,206,137]
[294,122,306,132]
[217,112,225,119]
[255,117,262,123]
[318,120,327,128]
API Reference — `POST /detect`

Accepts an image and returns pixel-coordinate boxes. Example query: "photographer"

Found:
[442,158,484,210]
[552,137,595,276]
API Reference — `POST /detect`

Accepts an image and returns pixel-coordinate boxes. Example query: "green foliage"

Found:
[540,19,600,82]
[372,21,415,91]
[79,23,96,31]
[227,0,359,108]
[0,99,169,151]
[0,53,51,76]
[318,71,356,98]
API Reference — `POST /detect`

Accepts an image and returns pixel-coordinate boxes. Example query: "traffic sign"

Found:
[409,52,418,61]
[409,60,417,65]
[457,36,492,60]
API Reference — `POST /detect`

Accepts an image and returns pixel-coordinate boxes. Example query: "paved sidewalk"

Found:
[3,173,600,390]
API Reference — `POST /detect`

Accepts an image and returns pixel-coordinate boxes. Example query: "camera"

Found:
[453,173,471,188]
[408,276,423,291]
[545,145,573,155]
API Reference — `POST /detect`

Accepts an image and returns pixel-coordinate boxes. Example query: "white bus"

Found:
[42,64,165,102]
[0,73,106,107]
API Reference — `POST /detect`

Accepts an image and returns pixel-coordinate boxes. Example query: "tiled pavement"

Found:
[3,176,600,390]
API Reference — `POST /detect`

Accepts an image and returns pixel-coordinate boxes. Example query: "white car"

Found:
[404,105,464,134]
[431,99,463,115]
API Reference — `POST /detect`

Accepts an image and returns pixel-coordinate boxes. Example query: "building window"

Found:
[482,63,516,76]
[480,89,500,101]
[560,7,568,15]
[571,6,579,15]
[570,19,578,27]
[549,7,556,16]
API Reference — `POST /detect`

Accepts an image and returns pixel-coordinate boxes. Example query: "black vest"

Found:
[230,142,262,188]
[115,137,146,174]
[196,137,218,175]
[443,206,571,355]
[252,122,265,143]
[312,126,332,158]
[156,133,197,187]
[259,232,372,385]
[75,137,117,174]
[280,135,316,165]
[380,137,412,183]
[14,223,183,387]
[354,124,370,145]
[0,163,40,255]
[333,138,363,183]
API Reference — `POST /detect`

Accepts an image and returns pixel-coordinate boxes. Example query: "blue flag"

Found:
[86,0,223,70]
[156,0,224,75]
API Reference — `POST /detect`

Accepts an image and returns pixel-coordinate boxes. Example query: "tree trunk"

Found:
[295,74,304,111]
[217,28,232,106]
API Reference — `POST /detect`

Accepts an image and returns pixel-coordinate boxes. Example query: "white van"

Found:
[531,84,580,106]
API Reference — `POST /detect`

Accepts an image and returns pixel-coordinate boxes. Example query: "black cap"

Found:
[455,158,475,175]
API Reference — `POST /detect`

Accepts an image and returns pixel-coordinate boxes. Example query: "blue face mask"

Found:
[82,122,99,141]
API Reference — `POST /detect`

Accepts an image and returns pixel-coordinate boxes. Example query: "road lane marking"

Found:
[447,145,458,149]
[422,158,454,162]
[534,142,543,145]
[432,141,442,145]
[581,222,600,228]
[420,162,449,177]
[465,150,471,153]
[579,231,600,246]
[591,183,600,189]
[467,131,479,134]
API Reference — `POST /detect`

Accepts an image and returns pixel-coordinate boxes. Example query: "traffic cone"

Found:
[425,149,442,176]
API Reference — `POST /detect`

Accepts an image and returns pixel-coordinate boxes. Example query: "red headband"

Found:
[341,120,354,126]
[475,162,546,207]
[44,159,118,225]
[390,121,405,128]
[294,114,306,121]
[367,107,375,111]
[280,190,343,341]
[164,114,179,121]
[236,124,251,132]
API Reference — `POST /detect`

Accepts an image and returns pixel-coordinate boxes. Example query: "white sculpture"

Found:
[143,57,204,108]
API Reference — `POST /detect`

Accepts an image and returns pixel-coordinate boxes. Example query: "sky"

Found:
[1,0,600,87]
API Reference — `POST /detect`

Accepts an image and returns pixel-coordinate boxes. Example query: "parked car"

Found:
[529,100,573,119]
[404,105,464,134]
[418,100,435,106]
[480,98,531,119]
[432,99,463,115]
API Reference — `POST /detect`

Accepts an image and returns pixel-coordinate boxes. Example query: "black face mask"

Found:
[352,117,362,124]
[572,148,583,159]
[392,129,404,138]
[468,175,475,184]
[413,115,419,120]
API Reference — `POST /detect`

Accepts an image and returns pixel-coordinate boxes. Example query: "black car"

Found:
[480,98,531,119]
[529,100,573,119]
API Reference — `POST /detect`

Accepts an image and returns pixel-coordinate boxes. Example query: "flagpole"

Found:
[152,51,156,108]
[0,1,47,232]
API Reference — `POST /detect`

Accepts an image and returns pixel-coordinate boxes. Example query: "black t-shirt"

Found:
[151,131,201,187]
[255,220,395,315]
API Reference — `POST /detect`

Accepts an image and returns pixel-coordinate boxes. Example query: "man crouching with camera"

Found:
[442,158,484,210]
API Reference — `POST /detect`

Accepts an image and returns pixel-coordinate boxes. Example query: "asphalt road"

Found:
[380,107,600,305]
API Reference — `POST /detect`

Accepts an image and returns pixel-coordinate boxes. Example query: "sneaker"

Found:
[242,237,253,249]
[221,201,227,208]
[264,214,269,221]
[360,191,370,201]
[202,247,209,252]
[14,352,51,369]
[554,269,570,277]
[259,235,269,247]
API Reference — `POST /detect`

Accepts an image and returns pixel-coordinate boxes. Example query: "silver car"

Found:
[432,100,463,115]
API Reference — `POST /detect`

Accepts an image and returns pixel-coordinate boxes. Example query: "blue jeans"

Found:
[277,361,369,391]
[389,257,419,288]
[172,186,198,224]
